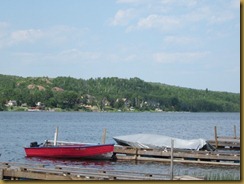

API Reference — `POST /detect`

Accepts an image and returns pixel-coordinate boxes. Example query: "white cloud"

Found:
[12,44,140,66]
[10,29,43,45]
[116,0,146,4]
[57,49,102,61]
[209,11,235,24]
[110,9,135,26]
[124,54,138,62]
[0,21,9,30]
[127,14,180,32]
[182,6,211,23]
[182,0,198,7]
[0,25,88,49]
[230,0,239,9]
[182,4,236,25]
[160,0,197,7]
[45,25,89,43]
[113,0,238,34]
[153,51,209,64]
[13,49,103,65]
[12,52,46,65]
[164,36,197,45]
[0,22,10,47]
[117,0,198,7]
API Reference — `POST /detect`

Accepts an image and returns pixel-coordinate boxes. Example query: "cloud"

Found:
[13,49,103,66]
[208,11,235,24]
[56,49,102,61]
[153,51,209,64]
[117,0,198,7]
[10,29,43,45]
[41,25,88,47]
[182,7,210,23]
[13,47,140,66]
[160,0,197,7]
[0,22,10,48]
[112,0,238,34]
[164,36,197,45]
[110,9,135,26]
[182,4,236,25]
[0,21,9,31]
[230,0,239,9]
[116,0,146,4]
[0,24,88,49]
[127,14,180,32]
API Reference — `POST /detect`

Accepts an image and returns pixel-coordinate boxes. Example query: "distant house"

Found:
[36,102,45,109]
[21,103,27,107]
[6,100,17,106]
[36,102,42,107]
[155,108,163,112]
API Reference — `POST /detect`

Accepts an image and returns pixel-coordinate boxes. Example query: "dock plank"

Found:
[1,162,172,180]
[113,145,240,166]
[174,175,203,180]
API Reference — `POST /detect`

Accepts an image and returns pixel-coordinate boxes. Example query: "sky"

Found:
[0,0,240,93]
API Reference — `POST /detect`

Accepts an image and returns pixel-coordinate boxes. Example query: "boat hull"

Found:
[24,144,114,158]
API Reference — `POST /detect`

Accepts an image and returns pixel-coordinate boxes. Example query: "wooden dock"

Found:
[113,145,240,166]
[110,125,240,166]
[207,137,240,150]
[207,126,240,150]
[0,162,202,180]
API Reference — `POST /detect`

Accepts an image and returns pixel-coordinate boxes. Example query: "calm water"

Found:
[0,112,240,179]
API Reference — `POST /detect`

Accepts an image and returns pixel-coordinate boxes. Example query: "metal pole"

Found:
[170,139,174,180]
[54,127,59,146]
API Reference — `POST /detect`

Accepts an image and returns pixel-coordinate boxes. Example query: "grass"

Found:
[175,170,240,180]
[204,172,240,180]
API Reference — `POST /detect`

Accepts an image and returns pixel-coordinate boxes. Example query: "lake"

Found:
[0,111,240,179]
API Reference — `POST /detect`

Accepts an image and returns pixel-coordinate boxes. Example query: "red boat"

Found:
[24,140,114,159]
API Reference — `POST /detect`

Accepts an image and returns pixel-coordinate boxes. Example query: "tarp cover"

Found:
[113,134,211,151]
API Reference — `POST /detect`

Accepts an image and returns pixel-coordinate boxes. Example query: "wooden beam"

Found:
[214,126,218,148]
[234,125,237,139]
[54,127,59,146]
[0,169,3,180]
[113,146,240,166]
[101,128,107,144]
[170,139,174,180]
[1,162,171,180]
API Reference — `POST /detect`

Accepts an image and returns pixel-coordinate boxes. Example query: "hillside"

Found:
[0,74,240,112]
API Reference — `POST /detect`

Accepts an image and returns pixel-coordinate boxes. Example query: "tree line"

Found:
[0,74,240,112]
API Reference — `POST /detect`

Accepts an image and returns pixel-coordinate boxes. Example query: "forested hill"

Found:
[0,74,240,112]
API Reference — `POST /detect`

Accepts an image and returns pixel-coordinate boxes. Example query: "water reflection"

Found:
[25,157,113,168]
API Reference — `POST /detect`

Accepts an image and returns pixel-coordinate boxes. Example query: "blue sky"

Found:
[0,0,240,93]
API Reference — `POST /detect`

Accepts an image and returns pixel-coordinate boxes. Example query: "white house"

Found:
[6,100,17,106]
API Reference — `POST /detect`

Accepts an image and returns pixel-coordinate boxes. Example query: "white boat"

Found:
[113,134,214,151]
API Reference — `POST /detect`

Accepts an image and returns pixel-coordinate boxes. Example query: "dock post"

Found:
[54,127,59,146]
[214,126,218,148]
[0,168,3,180]
[234,125,236,139]
[170,139,174,180]
[101,128,107,144]
[135,148,138,161]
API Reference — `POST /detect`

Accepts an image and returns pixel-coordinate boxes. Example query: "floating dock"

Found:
[112,125,240,166]
[113,145,240,166]
[207,137,240,150]
[207,126,240,150]
[0,162,202,180]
